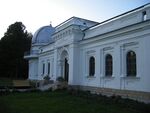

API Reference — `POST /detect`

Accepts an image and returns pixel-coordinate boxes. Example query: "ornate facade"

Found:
[24,4,150,103]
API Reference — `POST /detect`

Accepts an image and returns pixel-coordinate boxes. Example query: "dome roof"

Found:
[32,25,55,45]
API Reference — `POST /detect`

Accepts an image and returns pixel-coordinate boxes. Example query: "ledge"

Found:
[86,76,96,79]
[102,76,115,79]
[120,76,140,80]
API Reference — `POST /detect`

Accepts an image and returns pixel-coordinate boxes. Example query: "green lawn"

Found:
[0,90,149,113]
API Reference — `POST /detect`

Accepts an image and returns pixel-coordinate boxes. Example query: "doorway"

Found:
[60,50,69,82]
[64,58,69,82]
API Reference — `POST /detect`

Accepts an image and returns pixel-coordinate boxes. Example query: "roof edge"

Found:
[84,3,150,31]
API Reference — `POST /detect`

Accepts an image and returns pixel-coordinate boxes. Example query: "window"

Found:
[42,63,45,75]
[89,56,95,76]
[105,54,113,76]
[126,51,136,76]
[142,11,147,21]
[47,62,50,75]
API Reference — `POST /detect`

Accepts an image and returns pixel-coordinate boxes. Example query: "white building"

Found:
[24,4,150,102]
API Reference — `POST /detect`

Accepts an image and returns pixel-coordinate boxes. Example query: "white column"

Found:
[57,60,63,77]
[53,49,58,81]
[68,43,79,85]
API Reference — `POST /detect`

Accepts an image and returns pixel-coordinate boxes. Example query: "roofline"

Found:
[55,16,99,29]
[82,19,150,42]
[73,16,99,23]
[55,17,74,29]
[52,24,82,36]
[84,3,150,31]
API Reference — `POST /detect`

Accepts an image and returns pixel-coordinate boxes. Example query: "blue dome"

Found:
[32,25,55,44]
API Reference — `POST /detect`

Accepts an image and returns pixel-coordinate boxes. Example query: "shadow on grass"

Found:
[0,99,11,113]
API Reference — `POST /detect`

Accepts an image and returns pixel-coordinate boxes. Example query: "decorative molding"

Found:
[103,46,114,51]
[53,28,73,41]
[86,50,96,54]
[120,14,137,23]
[58,46,69,56]
[123,42,138,47]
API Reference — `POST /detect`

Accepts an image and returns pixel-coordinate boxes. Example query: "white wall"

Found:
[37,53,55,80]
[84,5,150,39]
[28,59,38,80]
[78,23,150,92]
[27,4,150,94]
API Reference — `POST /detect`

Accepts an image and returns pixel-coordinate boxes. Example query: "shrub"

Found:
[56,76,65,82]
[43,75,50,81]
[29,81,37,88]
[43,75,51,85]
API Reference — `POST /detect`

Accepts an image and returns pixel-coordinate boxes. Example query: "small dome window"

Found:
[142,11,147,21]
[83,22,86,25]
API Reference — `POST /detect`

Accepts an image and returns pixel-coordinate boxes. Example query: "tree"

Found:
[0,22,32,79]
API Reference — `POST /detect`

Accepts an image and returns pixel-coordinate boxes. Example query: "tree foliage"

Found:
[0,22,32,79]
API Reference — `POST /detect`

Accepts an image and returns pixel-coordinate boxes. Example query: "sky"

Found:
[0,0,149,38]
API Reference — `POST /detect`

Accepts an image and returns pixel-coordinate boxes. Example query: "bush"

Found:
[29,81,37,88]
[43,75,51,85]
[43,75,50,81]
[56,76,65,82]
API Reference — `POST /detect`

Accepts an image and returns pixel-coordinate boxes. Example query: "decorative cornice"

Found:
[53,25,83,41]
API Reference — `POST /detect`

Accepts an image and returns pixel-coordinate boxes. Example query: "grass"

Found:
[0,90,150,113]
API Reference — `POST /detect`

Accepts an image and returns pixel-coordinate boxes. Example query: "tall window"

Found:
[42,63,45,75]
[89,56,95,76]
[105,54,113,76]
[47,62,50,75]
[126,51,136,76]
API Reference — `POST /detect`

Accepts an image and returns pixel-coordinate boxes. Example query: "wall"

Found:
[28,59,38,80]
[78,20,150,93]
[84,5,150,39]
[38,52,54,80]
[27,4,150,95]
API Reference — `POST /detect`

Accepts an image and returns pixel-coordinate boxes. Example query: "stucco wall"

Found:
[26,4,150,94]
[78,21,150,92]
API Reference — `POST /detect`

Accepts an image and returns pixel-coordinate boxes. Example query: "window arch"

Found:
[126,51,136,76]
[105,54,113,76]
[89,56,95,76]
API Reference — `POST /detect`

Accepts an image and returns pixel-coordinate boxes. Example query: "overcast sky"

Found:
[0,0,149,38]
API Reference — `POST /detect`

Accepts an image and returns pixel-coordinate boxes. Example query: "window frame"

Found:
[126,50,137,77]
[89,56,95,76]
[47,62,50,75]
[105,54,113,76]
[42,63,45,75]
[120,42,139,78]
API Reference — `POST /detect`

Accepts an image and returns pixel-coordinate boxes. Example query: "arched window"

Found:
[47,62,50,75]
[89,56,95,76]
[126,51,136,76]
[105,54,113,76]
[42,63,45,75]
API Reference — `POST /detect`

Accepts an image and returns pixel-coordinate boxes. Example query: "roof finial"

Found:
[50,21,52,26]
